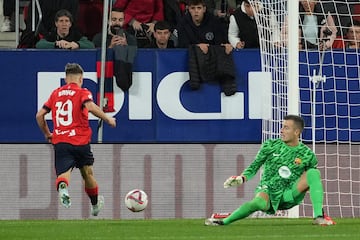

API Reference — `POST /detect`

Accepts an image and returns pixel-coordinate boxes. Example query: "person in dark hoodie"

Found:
[145,21,175,48]
[177,0,229,49]
[177,0,236,96]
[36,9,94,49]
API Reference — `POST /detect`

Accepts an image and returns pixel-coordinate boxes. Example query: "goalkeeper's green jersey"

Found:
[242,138,318,212]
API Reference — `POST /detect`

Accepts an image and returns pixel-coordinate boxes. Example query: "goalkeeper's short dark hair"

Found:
[284,115,305,132]
[65,63,84,75]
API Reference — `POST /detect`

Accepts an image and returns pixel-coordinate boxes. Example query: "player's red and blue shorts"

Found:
[53,143,94,176]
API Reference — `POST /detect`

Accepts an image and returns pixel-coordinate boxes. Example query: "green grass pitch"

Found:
[1,218,359,240]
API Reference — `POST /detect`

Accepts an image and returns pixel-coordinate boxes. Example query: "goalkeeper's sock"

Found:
[222,196,268,225]
[306,169,324,218]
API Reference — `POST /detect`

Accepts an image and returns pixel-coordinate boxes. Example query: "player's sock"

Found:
[306,169,324,217]
[55,177,69,190]
[85,185,99,205]
[222,196,268,225]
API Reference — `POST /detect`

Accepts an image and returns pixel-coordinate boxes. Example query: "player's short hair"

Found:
[65,63,84,75]
[284,115,305,132]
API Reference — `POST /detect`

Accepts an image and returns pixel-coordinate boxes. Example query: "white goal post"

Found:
[249,0,360,218]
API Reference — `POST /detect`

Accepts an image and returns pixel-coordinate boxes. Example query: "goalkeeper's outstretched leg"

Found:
[205,115,336,226]
[205,192,270,226]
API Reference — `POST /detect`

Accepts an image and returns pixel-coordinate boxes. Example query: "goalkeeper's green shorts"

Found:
[255,187,306,214]
[278,189,306,210]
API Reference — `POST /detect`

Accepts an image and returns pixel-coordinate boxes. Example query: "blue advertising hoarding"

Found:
[0,49,262,143]
[0,49,359,143]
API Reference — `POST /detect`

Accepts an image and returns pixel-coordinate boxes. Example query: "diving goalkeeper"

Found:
[205,115,335,226]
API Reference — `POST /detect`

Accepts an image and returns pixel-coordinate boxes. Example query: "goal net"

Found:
[250,0,360,218]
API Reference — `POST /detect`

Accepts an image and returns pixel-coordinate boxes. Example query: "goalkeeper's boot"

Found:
[204,218,224,226]
[91,195,104,216]
[210,212,231,219]
[323,213,336,225]
[313,215,336,226]
[58,182,71,208]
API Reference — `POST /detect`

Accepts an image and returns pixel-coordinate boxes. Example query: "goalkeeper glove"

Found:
[223,175,245,188]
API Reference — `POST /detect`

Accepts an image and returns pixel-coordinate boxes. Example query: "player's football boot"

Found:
[313,215,336,226]
[91,195,104,216]
[58,182,71,208]
[204,218,224,226]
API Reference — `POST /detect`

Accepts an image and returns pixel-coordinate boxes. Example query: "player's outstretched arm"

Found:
[85,101,116,127]
[223,175,246,188]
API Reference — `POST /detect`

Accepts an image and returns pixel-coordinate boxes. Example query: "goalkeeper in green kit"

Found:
[205,115,335,226]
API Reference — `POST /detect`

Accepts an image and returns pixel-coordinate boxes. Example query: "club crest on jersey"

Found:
[294,158,302,165]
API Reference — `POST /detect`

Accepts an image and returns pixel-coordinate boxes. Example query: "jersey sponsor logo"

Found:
[278,166,291,179]
[55,129,76,137]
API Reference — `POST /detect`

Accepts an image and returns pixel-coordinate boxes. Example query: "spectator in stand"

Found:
[333,20,360,49]
[320,0,356,37]
[24,0,79,37]
[344,20,360,49]
[92,7,137,49]
[36,9,94,49]
[163,0,187,32]
[113,0,164,47]
[163,0,187,47]
[92,7,137,92]
[228,0,259,49]
[299,0,337,50]
[145,21,175,48]
[1,0,14,32]
[205,0,238,26]
[177,0,229,48]
[177,0,237,96]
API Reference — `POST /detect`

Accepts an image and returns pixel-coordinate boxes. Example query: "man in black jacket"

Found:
[177,0,236,96]
[177,0,230,49]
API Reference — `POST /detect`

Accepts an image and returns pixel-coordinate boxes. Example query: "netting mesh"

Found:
[250,0,360,218]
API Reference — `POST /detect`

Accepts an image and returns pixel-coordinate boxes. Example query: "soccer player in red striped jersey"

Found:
[36,63,116,216]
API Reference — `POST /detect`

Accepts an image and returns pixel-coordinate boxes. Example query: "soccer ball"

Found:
[124,189,148,212]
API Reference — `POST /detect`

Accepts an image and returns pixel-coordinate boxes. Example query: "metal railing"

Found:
[15,0,42,46]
